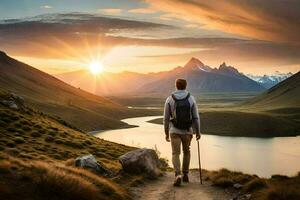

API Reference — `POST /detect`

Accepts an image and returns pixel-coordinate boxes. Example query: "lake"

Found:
[94,116,300,177]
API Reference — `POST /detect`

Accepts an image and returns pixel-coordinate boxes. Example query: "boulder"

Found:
[1,93,25,110]
[75,154,111,176]
[2,100,18,109]
[119,148,162,178]
[10,93,24,105]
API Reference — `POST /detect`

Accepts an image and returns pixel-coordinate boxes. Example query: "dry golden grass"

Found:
[0,95,141,199]
[202,168,300,200]
[0,155,129,200]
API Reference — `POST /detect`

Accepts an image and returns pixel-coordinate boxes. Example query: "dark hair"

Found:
[175,78,187,90]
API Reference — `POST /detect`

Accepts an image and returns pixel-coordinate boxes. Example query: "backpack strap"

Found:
[185,93,190,100]
[171,94,178,101]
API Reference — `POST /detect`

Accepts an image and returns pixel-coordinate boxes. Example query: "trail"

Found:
[131,171,235,200]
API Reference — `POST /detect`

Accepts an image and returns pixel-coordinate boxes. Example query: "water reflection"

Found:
[94,116,300,177]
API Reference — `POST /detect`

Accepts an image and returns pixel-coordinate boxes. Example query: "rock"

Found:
[75,154,111,176]
[2,100,18,109]
[119,148,162,178]
[233,183,243,189]
[10,93,24,104]
[1,93,25,110]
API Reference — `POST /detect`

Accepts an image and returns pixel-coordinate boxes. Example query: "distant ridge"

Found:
[57,57,265,96]
[245,71,300,109]
[247,72,293,89]
[135,58,265,95]
[0,51,130,131]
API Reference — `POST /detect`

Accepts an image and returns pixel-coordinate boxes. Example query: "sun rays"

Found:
[89,60,104,75]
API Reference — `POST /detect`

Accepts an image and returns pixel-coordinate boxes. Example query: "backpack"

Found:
[170,93,192,130]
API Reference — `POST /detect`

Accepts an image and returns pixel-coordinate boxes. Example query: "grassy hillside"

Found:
[0,91,143,200]
[0,92,142,199]
[0,98,133,166]
[0,51,143,131]
[244,71,300,109]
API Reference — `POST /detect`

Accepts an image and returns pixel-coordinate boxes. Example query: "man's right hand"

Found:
[196,134,201,140]
[165,135,170,142]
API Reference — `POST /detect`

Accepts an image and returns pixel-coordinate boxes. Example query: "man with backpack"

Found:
[163,78,201,186]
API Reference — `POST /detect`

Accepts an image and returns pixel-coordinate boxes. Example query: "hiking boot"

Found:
[183,174,189,183]
[173,175,182,186]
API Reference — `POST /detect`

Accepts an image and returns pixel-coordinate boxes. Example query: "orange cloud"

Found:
[1,13,300,74]
[145,0,300,44]
[184,24,201,29]
[128,8,157,14]
[99,8,122,15]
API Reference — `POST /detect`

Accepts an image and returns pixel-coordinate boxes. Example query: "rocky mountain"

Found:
[183,57,212,72]
[135,58,265,95]
[0,51,131,131]
[57,57,265,96]
[247,72,293,89]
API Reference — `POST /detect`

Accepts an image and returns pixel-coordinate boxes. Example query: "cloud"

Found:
[128,8,157,14]
[184,24,200,29]
[0,12,299,74]
[145,0,300,44]
[40,5,53,9]
[0,13,172,59]
[98,8,122,15]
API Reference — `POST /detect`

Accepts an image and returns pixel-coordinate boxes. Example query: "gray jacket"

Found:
[163,90,200,135]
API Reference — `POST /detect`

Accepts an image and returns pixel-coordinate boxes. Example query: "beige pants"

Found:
[170,133,192,175]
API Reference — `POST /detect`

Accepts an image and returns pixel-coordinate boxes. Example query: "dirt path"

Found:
[131,171,235,200]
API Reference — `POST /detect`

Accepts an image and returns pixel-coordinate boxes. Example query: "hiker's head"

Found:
[175,79,187,90]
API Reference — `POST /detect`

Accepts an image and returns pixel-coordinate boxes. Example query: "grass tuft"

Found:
[266,187,300,200]
[0,156,129,200]
[242,178,268,193]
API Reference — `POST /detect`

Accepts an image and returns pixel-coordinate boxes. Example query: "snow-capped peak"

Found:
[246,72,293,89]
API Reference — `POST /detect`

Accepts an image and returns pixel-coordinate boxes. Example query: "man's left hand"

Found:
[165,135,170,142]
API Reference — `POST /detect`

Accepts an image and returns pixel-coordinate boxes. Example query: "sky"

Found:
[0,0,300,75]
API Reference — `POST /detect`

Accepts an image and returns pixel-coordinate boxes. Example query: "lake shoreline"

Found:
[95,116,300,178]
[147,111,300,137]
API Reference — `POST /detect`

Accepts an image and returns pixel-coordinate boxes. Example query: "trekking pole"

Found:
[197,140,203,184]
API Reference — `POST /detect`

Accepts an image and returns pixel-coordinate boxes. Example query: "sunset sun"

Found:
[89,60,103,75]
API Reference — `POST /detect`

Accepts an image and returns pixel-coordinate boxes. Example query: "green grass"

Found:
[109,92,258,110]
[243,71,300,109]
[0,96,135,166]
[148,109,300,137]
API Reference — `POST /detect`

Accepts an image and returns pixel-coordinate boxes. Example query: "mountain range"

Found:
[245,71,300,109]
[0,51,133,131]
[56,57,265,96]
[247,72,293,89]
